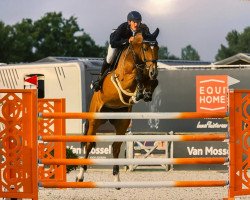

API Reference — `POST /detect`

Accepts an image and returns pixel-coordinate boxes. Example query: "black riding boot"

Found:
[92,60,111,91]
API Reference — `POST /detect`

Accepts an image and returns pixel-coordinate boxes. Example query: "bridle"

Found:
[128,40,158,72]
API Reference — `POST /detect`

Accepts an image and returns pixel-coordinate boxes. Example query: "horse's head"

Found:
[129,28,159,102]
[131,28,159,80]
[130,28,159,81]
[141,28,159,80]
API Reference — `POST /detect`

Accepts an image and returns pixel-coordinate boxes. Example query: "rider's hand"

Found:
[129,36,134,43]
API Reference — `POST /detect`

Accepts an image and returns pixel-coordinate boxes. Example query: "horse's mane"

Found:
[132,33,143,45]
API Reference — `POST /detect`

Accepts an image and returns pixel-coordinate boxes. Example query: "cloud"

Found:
[131,0,177,16]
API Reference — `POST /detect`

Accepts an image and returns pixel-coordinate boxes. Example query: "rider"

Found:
[92,11,150,92]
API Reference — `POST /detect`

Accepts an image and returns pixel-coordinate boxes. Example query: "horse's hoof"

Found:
[115,187,121,190]
[75,177,84,182]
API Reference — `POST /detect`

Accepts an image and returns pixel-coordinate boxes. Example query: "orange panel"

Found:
[0,89,38,200]
[38,99,66,183]
[229,90,250,199]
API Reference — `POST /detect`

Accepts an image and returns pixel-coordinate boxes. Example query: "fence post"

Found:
[0,89,38,200]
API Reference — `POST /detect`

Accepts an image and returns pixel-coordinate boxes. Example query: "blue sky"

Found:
[1,0,250,61]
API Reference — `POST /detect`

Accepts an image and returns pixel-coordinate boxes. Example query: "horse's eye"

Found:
[143,48,148,51]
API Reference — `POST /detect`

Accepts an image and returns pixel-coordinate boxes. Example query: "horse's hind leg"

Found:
[112,141,123,185]
[111,119,131,189]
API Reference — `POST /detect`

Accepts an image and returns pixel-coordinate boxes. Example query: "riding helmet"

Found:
[127,11,142,22]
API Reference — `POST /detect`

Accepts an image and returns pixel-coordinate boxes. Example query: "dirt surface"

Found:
[38,169,250,200]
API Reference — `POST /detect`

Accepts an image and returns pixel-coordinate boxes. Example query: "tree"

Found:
[10,19,36,62]
[33,12,104,60]
[215,30,239,61]
[181,45,200,61]
[158,46,179,60]
[0,12,105,63]
[0,21,14,63]
[215,27,250,61]
[158,46,170,59]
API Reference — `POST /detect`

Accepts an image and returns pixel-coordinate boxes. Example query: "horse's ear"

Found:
[152,28,159,39]
[142,28,159,41]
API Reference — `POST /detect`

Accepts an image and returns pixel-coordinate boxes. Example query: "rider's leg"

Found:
[100,59,110,75]
[93,45,117,91]
[104,45,117,72]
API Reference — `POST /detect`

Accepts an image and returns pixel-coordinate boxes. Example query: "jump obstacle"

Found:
[0,89,249,199]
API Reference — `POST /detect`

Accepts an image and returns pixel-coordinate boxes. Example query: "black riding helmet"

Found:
[127,11,142,22]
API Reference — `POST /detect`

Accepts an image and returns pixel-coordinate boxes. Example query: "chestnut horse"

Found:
[76,29,160,186]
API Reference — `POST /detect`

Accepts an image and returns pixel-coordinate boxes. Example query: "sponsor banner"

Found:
[173,141,228,170]
[132,70,243,133]
[66,142,125,169]
[196,75,228,112]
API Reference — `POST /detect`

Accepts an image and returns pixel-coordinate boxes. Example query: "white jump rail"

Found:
[38,112,228,119]
[39,157,228,166]
[39,180,228,188]
[40,134,228,142]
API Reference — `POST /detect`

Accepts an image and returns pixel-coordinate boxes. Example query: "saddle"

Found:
[92,49,123,91]
[101,49,123,80]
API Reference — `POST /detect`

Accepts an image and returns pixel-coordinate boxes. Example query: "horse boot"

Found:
[135,72,144,101]
[92,60,111,91]
[135,84,144,101]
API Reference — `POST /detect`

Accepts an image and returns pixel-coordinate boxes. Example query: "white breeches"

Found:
[106,44,118,64]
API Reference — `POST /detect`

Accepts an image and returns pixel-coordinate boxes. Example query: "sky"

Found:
[0,0,250,61]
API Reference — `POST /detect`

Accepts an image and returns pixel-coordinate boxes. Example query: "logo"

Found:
[196,121,228,129]
[187,146,228,156]
[196,75,228,112]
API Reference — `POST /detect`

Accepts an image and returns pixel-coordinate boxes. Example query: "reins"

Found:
[128,43,145,72]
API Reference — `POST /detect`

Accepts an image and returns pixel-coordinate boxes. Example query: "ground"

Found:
[38,169,250,200]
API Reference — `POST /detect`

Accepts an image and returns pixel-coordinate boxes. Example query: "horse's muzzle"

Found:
[149,66,158,80]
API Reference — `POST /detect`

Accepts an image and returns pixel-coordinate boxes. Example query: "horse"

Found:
[76,29,160,186]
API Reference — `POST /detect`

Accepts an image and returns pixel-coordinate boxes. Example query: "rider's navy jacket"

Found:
[109,22,150,49]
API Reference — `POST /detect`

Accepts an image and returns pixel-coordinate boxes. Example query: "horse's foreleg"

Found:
[143,79,158,102]
[76,142,95,182]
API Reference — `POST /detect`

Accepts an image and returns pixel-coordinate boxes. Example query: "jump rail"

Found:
[39,112,228,119]
[40,134,228,142]
[40,180,228,188]
[39,157,228,166]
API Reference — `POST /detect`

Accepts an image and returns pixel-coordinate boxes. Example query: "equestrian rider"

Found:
[92,11,150,93]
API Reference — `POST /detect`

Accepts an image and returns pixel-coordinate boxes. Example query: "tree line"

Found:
[0,12,106,63]
[0,12,249,64]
